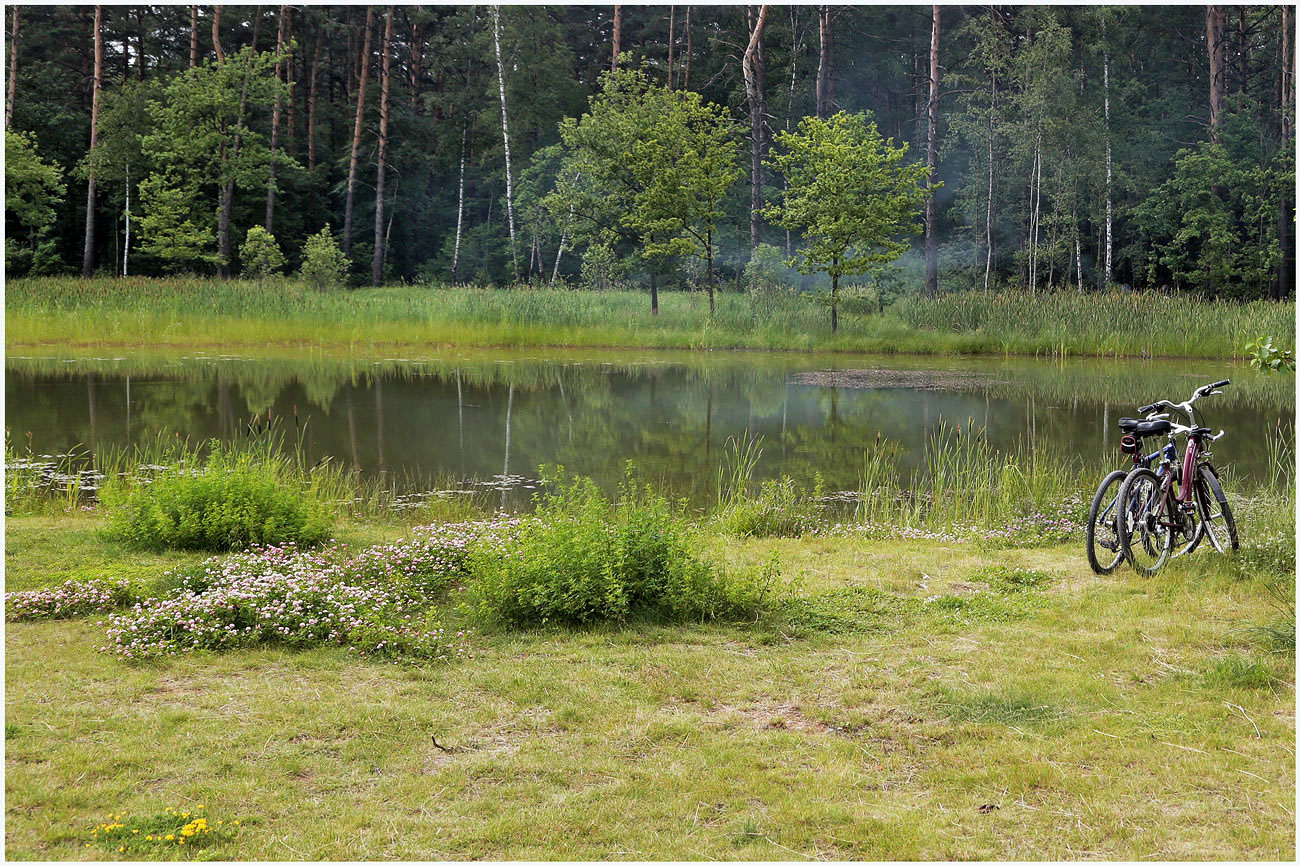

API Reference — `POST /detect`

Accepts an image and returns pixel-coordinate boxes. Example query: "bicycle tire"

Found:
[1117,467,1172,575]
[1086,470,1128,574]
[1196,464,1239,553]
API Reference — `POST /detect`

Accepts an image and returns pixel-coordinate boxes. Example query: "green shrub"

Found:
[102,448,333,552]
[469,470,779,626]
[715,474,824,538]
[240,226,286,285]
[300,226,350,291]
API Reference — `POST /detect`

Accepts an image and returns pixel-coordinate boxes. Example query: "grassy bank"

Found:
[6,505,1294,859]
[7,277,1294,358]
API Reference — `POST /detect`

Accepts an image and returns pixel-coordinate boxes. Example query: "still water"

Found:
[7,351,1294,508]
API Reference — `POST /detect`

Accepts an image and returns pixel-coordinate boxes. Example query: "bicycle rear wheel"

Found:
[1196,464,1239,553]
[1117,467,1172,575]
[1086,470,1127,574]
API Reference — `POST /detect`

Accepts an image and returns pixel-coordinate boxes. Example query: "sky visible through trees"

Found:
[4,5,1295,300]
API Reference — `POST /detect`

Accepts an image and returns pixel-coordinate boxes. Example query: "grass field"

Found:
[6,506,1294,860]
[6,277,1295,359]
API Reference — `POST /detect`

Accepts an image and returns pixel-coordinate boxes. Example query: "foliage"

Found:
[765,112,930,329]
[470,469,780,626]
[549,68,742,299]
[240,226,286,284]
[743,243,793,297]
[300,226,350,291]
[137,171,218,269]
[101,447,333,552]
[1135,130,1287,298]
[579,243,623,291]
[1244,335,1296,373]
[4,129,66,275]
[715,475,825,538]
[6,577,136,621]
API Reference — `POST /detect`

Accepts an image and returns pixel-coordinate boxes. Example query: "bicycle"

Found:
[1115,379,1238,575]
[1086,414,1179,574]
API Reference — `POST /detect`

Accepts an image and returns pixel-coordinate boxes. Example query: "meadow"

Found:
[5,430,1295,859]
[6,276,1295,359]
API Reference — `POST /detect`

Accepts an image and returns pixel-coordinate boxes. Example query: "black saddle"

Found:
[1118,418,1171,437]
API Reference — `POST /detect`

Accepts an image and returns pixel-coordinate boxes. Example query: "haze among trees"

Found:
[4,5,1295,301]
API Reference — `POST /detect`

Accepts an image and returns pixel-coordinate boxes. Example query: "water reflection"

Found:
[6,351,1293,508]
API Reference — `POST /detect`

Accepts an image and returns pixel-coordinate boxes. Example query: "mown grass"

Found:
[6,503,1294,859]
[7,276,1294,359]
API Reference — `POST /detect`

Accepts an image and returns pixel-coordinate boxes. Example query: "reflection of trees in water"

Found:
[8,353,1293,499]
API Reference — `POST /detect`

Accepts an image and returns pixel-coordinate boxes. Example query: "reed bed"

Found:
[8,277,1292,359]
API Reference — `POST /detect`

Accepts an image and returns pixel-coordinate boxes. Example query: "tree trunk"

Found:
[123,162,130,276]
[1278,5,1294,299]
[650,268,659,315]
[81,5,103,278]
[452,127,467,282]
[189,5,199,68]
[6,6,18,129]
[265,4,286,231]
[343,5,373,259]
[307,24,321,170]
[283,8,295,152]
[1207,5,1224,141]
[706,227,715,315]
[667,5,675,88]
[1102,14,1112,288]
[611,4,622,71]
[212,5,224,62]
[372,5,393,285]
[135,6,145,79]
[816,5,833,117]
[984,58,996,292]
[683,5,692,90]
[743,5,770,253]
[492,5,519,282]
[408,16,423,112]
[831,264,839,333]
[923,4,940,298]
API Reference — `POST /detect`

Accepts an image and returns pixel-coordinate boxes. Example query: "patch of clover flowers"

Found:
[88,805,239,856]
[0,518,520,661]
[99,519,521,661]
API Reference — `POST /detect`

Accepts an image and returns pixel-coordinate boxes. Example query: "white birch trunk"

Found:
[491,5,519,283]
[1102,19,1113,288]
[451,127,466,282]
[1075,220,1083,292]
[123,162,130,276]
[984,69,995,292]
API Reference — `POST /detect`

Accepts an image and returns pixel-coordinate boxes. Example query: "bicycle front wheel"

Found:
[1117,467,1172,575]
[1196,464,1239,553]
[1086,470,1128,574]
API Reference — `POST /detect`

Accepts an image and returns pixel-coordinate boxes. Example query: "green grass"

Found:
[7,277,1294,359]
[6,496,1294,859]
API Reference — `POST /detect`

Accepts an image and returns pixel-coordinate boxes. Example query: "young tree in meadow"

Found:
[549,69,742,314]
[765,111,930,333]
[240,225,285,285]
[300,225,350,291]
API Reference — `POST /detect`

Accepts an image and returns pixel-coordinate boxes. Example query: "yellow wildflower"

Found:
[165,834,175,841]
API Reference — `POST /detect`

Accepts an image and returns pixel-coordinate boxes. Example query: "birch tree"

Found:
[81,5,103,277]
[372,6,393,285]
[491,4,519,282]
[342,6,373,258]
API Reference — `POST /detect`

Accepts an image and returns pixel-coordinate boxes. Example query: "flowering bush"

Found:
[5,577,137,621]
[89,805,239,856]
[98,519,522,662]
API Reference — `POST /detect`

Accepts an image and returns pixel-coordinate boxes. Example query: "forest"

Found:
[4,4,1296,301]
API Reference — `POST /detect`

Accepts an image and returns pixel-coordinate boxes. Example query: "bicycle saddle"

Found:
[1117,418,1171,437]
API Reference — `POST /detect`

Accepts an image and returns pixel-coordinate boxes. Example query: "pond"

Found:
[7,350,1294,509]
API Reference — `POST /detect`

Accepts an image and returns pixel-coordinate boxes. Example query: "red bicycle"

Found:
[1115,380,1239,575]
